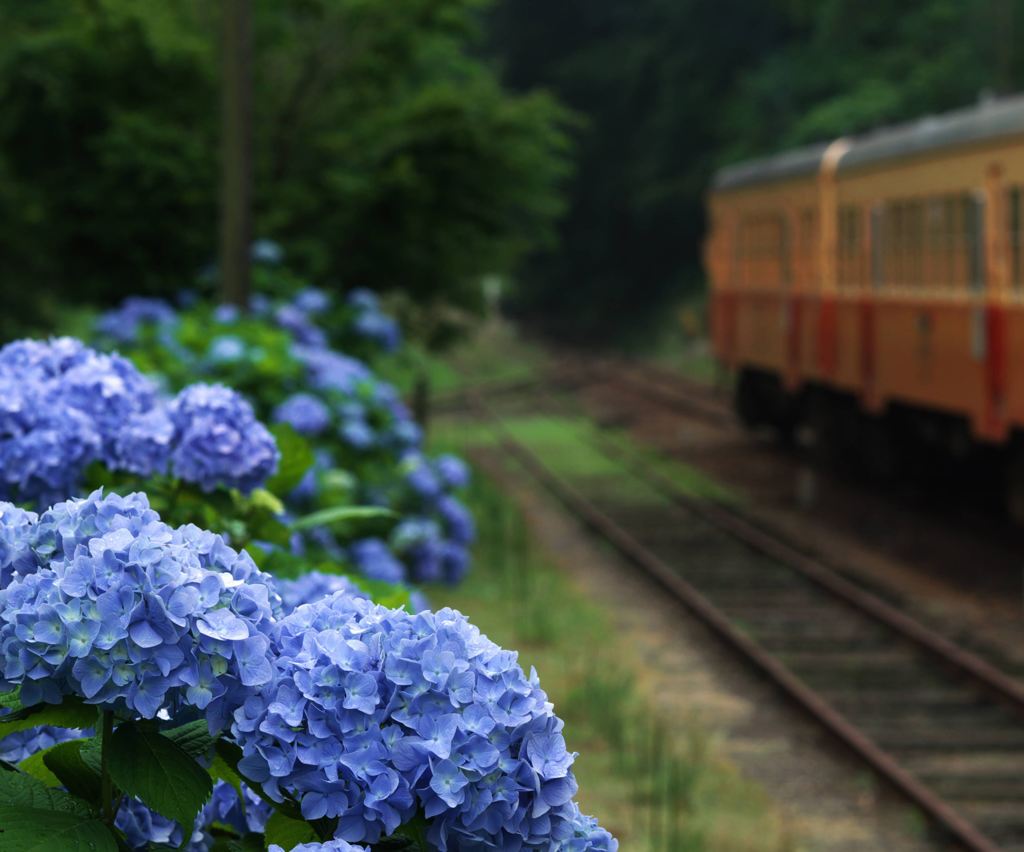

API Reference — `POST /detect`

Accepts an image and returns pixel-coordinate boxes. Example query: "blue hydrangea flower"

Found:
[276,305,328,348]
[274,393,332,437]
[269,842,367,852]
[213,304,241,325]
[231,595,616,850]
[293,347,372,395]
[251,239,284,265]
[349,539,405,584]
[170,384,280,494]
[0,341,164,505]
[403,456,441,500]
[339,419,375,450]
[110,407,175,478]
[95,298,177,345]
[434,455,470,490]
[0,724,83,763]
[278,571,369,614]
[0,503,38,589]
[0,339,284,505]
[437,496,474,546]
[346,288,380,312]
[116,797,185,849]
[352,311,400,353]
[294,288,331,314]
[0,490,280,731]
[207,335,247,364]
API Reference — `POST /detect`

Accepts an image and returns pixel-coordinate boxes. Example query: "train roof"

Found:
[712,142,830,191]
[712,93,1024,191]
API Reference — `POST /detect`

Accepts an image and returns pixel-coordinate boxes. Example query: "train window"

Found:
[966,193,986,291]
[838,205,862,288]
[870,205,884,288]
[738,213,787,291]
[926,199,945,288]
[1009,187,1022,291]
[800,208,818,287]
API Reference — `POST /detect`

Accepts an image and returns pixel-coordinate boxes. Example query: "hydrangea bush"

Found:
[0,492,616,851]
[94,277,473,589]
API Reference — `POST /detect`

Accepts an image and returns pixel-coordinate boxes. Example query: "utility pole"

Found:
[219,0,253,308]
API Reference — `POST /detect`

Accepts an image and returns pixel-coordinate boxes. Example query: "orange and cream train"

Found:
[704,95,1024,516]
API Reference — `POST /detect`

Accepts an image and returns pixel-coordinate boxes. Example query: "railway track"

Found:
[468,383,1024,852]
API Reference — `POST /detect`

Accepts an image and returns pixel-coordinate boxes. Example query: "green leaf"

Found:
[245,545,307,580]
[247,487,285,516]
[353,577,413,610]
[264,811,318,850]
[0,698,98,736]
[43,740,102,806]
[220,835,265,852]
[108,723,213,828]
[384,813,430,850]
[208,751,243,800]
[17,749,61,787]
[0,769,94,816]
[163,719,216,761]
[290,504,397,532]
[0,806,117,852]
[266,424,315,496]
[0,689,21,713]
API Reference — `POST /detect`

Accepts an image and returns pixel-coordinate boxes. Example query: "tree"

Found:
[0,0,572,337]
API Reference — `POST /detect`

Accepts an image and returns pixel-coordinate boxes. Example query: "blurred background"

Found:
[3,0,1021,345]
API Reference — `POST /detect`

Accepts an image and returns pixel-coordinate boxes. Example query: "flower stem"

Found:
[100,710,114,824]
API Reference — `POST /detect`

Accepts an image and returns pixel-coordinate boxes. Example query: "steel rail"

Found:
[569,371,1024,718]
[470,389,1004,852]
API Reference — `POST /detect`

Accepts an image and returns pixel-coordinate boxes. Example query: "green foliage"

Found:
[0,771,116,852]
[289,504,398,532]
[42,739,103,807]
[266,423,316,496]
[107,722,213,828]
[264,811,319,849]
[0,0,571,338]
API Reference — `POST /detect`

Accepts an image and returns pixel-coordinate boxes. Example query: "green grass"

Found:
[426,470,797,851]
[377,320,549,398]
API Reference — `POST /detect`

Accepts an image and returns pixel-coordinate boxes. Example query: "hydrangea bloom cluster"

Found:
[376,453,475,585]
[0,490,279,730]
[277,570,369,614]
[0,339,280,504]
[0,338,158,505]
[95,297,177,345]
[0,492,614,849]
[346,288,401,353]
[231,593,617,851]
[169,384,280,493]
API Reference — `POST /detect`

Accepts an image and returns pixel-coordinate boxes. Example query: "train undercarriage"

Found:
[734,366,1024,523]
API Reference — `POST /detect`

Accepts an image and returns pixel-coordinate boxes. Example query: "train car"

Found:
[705,95,1024,518]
